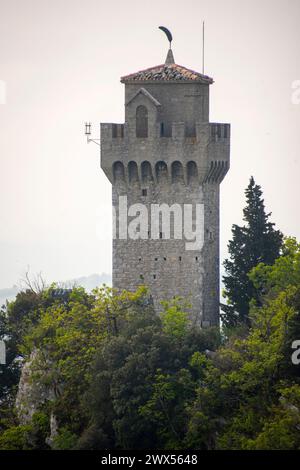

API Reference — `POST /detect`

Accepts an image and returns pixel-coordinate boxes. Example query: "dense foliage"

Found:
[0,238,299,450]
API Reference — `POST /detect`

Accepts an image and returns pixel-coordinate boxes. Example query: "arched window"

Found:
[141,161,153,182]
[136,105,148,138]
[155,161,168,182]
[187,161,198,184]
[128,161,138,183]
[171,161,184,183]
[113,161,125,183]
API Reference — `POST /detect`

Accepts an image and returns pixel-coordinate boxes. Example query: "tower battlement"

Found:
[101,122,230,185]
[101,121,230,141]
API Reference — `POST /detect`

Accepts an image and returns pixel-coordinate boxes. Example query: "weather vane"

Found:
[158,26,173,49]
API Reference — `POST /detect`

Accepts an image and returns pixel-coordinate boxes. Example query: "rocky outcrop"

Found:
[16,350,54,423]
[15,349,60,446]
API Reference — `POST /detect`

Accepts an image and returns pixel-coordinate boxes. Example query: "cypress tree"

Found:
[221,176,283,327]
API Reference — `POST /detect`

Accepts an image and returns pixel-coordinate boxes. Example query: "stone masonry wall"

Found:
[100,81,230,327]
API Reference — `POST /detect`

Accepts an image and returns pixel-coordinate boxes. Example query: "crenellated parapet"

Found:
[100,121,230,186]
[206,122,230,182]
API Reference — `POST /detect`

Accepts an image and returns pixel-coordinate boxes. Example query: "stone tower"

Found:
[100,47,230,327]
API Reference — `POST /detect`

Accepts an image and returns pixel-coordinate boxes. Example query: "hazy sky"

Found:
[0,0,299,288]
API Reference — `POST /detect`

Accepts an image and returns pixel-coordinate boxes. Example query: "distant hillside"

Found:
[0,285,19,306]
[59,273,112,290]
[0,273,112,306]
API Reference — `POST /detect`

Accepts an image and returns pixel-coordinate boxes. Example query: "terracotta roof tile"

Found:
[121,63,213,84]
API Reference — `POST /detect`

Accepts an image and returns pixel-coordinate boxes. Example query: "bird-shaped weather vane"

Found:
[158,26,173,49]
[159,23,206,73]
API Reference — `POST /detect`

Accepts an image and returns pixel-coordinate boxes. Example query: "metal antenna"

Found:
[202,21,205,74]
[84,122,100,146]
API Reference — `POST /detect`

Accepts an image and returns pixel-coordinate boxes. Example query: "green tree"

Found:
[0,412,49,450]
[0,289,44,425]
[0,284,76,406]
[186,238,300,450]
[79,298,219,450]
[160,297,190,340]
[222,176,283,327]
[15,286,154,448]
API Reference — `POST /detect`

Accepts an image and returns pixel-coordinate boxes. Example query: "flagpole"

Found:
[202,21,205,74]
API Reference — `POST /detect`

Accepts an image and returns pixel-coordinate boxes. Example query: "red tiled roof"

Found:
[121,63,213,84]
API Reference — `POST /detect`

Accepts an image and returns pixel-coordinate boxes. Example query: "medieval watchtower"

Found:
[100,41,230,327]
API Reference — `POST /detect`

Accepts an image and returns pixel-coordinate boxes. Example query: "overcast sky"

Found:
[0,0,299,289]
